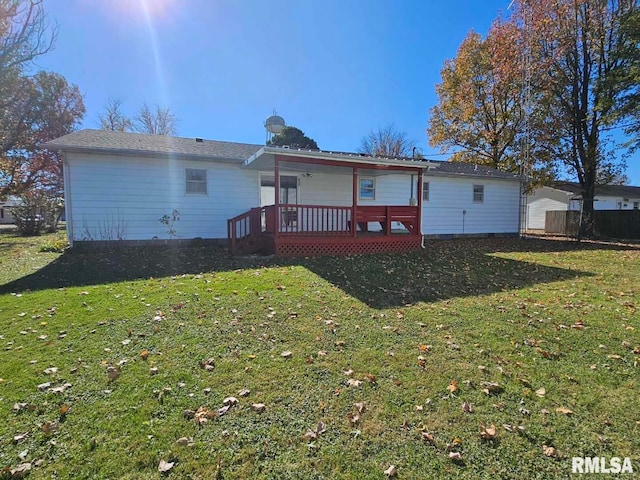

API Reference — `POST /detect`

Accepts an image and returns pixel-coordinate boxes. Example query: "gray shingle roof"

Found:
[552,181,640,198]
[45,129,262,161]
[46,129,520,181]
[427,160,520,180]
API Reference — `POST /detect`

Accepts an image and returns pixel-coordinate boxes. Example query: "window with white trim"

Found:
[186,168,207,194]
[634,201,639,210]
[359,177,375,200]
[473,184,484,203]
[422,181,430,201]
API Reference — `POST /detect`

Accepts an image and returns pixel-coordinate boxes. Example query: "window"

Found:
[186,168,207,194]
[634,202,639,210]
[422,181,430,201]
[359,178,375,200]
[473,184,484,203]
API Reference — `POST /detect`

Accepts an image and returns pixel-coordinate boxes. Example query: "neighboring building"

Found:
[0,198,17,225]
[46,129,522,256]
[526,182,640,230]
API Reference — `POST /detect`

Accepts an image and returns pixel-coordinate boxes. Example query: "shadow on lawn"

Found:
[1,236,632,307]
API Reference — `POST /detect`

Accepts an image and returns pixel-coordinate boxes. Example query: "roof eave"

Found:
[45,145,246,163]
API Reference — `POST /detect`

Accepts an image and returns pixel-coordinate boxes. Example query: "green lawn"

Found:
[0,233,638,479]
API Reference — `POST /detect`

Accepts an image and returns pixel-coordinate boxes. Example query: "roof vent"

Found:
[195,137,203,143]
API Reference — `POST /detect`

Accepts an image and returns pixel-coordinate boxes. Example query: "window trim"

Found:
[185,168,208,195]
[359,177,376,201]
[422,181,430,202]
[473,184,484,203]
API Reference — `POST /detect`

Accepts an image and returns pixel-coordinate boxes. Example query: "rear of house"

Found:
[47,130,522,256]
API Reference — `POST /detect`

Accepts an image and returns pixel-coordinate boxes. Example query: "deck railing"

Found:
[228,204,420,253]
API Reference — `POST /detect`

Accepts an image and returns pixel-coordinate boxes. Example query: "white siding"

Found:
[66,152,257,241]
[422,176,521,235]
[527,187,571,230]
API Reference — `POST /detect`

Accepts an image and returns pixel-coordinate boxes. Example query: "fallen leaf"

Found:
[60,404,70,416]
[462,402,474,413]
[421,431,436,444]
[175,436,194,446]
[238,388,250,397]
[543,445,558,457]
[354,402,366,414]
[449,451,463,461]
[43,367,58,375]
[139,349,149,360]
[37,382,51,391]
[480,424,497,440]
[481,382,504,395]
[106,367,119,382]
[535,388,546,397]
[13,433,28,443]
[149,367,159,375]
[217,405,230,416]
[365,373,377,384]
[446,380,459,394]
[158,460,174,473]
[10,463,31,478]
[281,351,292,359]
[347,379,363,387]
[384,465,397,477]
[251,403,266,413]
[199,358,215,370]
[223,397,238,406]
[555,407,573,415]
[347,413,360,425]
[343,369,354,377]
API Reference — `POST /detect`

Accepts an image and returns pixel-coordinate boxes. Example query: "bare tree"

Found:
[135,103,178,136]
[0,0,56,73]
[98,98,134,132]
[359,123,415,158]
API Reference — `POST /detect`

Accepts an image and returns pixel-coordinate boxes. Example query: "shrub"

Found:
[39,235,70,253]
[13,191,64,236]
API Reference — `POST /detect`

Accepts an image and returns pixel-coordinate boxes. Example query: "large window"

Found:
[186,168,207,194]
[359,177,375,200]
[422,181,430,201]
[473,184,484,203]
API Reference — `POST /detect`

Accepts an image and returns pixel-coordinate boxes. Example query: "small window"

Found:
[186,168,207,194]
[422,181,430,201]
[634,202,639,210]
[473,184,484,203]
[359,178,375,200]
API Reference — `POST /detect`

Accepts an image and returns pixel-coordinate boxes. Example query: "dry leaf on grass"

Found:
[347,379,363,387]
[555,407,573,415]
[384,465,397,477]
[446,380,459,394]
[354,402,366,414]
[535,388,546,397]
[158,460,174,472]
[251,403,266,413]
[462,402,473,413]
[479,424,497,440]
[543,445,558,457]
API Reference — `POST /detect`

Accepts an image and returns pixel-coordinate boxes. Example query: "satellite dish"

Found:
[265,114,285,134]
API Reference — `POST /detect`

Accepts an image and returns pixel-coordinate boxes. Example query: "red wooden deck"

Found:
[227,204,422,257]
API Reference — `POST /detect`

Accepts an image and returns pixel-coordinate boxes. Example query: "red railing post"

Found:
[352,167,358,237]
[417,169,423,236]
[385,206,391,236]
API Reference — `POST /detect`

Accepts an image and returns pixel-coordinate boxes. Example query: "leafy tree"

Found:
[513,0,639,237]
[359,123,415,158]
[428,20,528,172]
[267,126,318,150]
[1,71,85,198]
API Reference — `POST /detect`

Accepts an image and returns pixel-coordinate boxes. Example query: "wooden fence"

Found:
[545,210,640,239]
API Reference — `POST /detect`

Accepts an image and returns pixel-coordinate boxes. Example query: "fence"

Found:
[545,210,640,239]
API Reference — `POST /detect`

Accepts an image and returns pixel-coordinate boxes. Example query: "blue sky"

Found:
[35,0,639,184]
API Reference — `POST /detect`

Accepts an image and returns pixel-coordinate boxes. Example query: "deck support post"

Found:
[352,167,357,237]
[417,169,423,236]
[274,155,280,239]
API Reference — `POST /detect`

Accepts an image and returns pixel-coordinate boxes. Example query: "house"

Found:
[0,197,17,225]
[526,182,640,231]
[45,129,523,257]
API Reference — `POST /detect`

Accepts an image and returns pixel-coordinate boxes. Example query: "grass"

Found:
[0,232,638,479]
